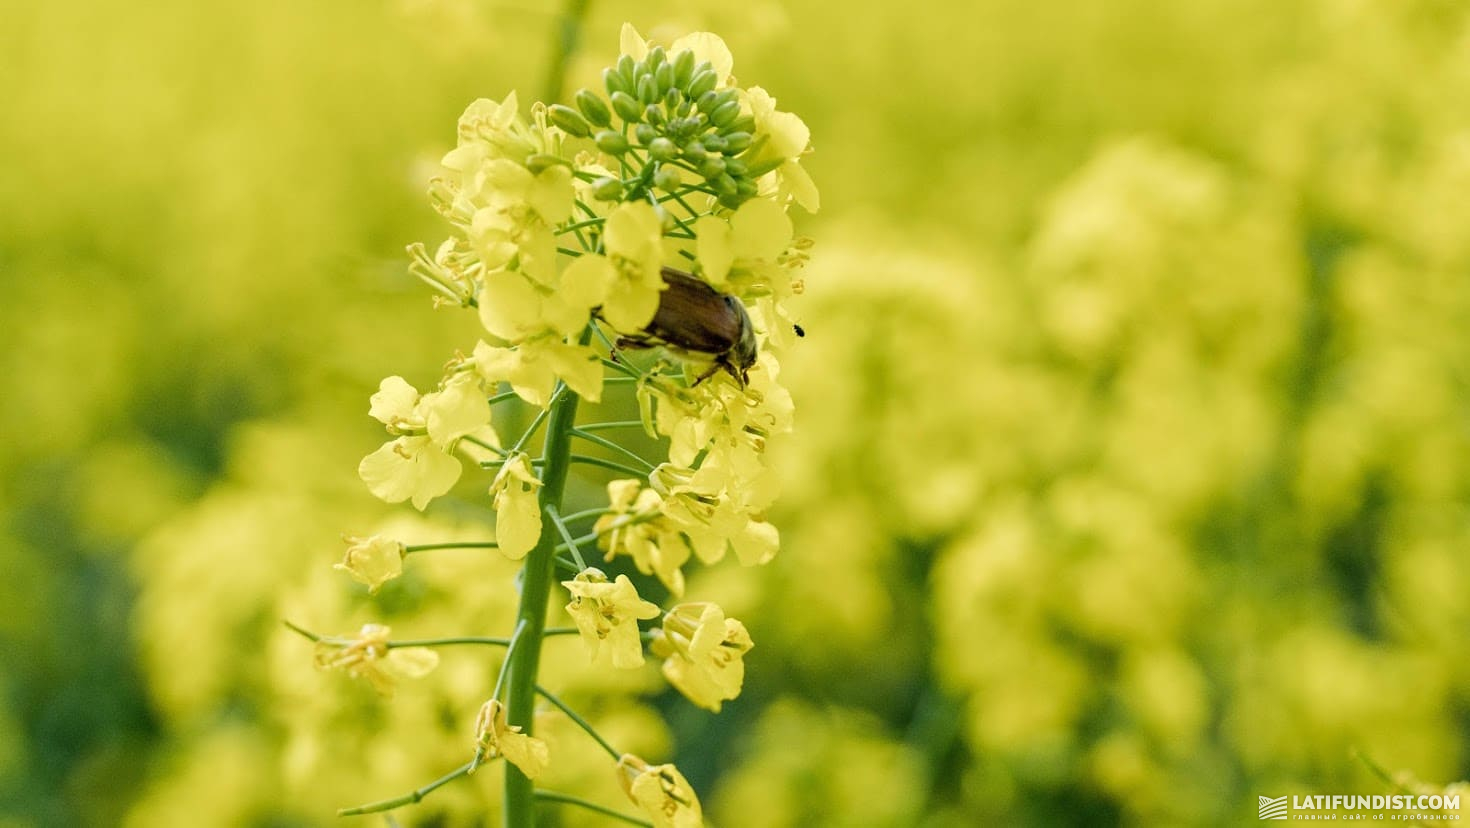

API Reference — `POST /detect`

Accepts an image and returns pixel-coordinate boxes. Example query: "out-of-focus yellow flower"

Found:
[652,603,752,712]
[617,753,703,828]
[333,534,405,593]
[596,479,691,596]
[312,624,438,697]
[490,453,541,560]
[358,374,493,510]
[472,699,549,779]
[562,568,661,669]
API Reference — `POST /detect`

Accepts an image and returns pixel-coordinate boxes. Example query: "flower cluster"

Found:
[303,22,815,827]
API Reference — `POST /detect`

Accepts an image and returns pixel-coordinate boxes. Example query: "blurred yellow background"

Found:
[5,0,1470,825]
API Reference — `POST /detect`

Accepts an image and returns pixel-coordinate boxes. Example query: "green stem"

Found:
[575,420,645,432]
[541,0,590,103]
[570,454,652,478]
[503,331,588,827]
[536,685,622,760]
[570,429,655,470]
[337,762,474,816]
[404,541,497,554]
[534,790,652,827]
[545,503,588,570]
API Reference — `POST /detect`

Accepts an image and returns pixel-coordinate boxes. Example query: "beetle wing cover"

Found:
[645,267,743,354]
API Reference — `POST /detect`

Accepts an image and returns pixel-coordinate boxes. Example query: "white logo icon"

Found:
[1258,795,1288,820]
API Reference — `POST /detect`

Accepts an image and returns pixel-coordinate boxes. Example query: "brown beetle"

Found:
[616,266,759,386]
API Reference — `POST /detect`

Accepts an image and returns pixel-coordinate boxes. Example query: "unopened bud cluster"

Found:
[550,46,766,209]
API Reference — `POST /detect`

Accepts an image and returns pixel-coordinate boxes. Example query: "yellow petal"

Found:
[368,376,420,425]
[671,32,734,86]
[695,216,734,285]
[424,373,489,446]
[542,342,604,403]
[493,457,543,559]
[602,280,660,332]
[560,253,616,311]
[619,22,649,60]
[780,160,820,213]
[479,270,543,340]
[731,198,792,262]
[383,647,440,679]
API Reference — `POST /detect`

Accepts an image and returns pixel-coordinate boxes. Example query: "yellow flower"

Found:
[472,699,550,779]
[617,754,703,828]
[741,86,819,213]
[618,23,734,88]
[651,462,780,567]
[491,453,542,559]
[694,199,793,290]
[596,479,692,596]
[358,436,463,511]
[312,624,439,697]
[562,568,661,668]
[473,338,604,407]
[652,603,752,712]
[358,374,493,510]
[333,534,405,593]
[601,202,666,331]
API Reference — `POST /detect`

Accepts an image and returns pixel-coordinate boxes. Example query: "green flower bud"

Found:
[712,88,739,109]
[652,165,681,192]
[616,54,637,88]
[672,50,696,89]
[722,131,752,153]
[718,191,746,209]
[699,156,726,178]
[744,155,784,177]
[696,89,720,113]
[548,104,590,138]
[637,74,658,105]
[727,115,757,135]
[723,157,748,177]
[603,68,629,97]
[676,99,693,118]
[663,87,683,110]
[687,68,718,100]
[681,141,708,164]
[702,134,728,153]
[712,172,738,197]
[610,91,643,123]
[595,130,630,155]
[644,104,666,127]
[667,117,697,140]
[634,123,657,146]
[648,137,678,162]
[709,100,740,128]
[655,62,675,96]
[526,153,569,173]
[590,176,623,201]
[647,46,666,69]
[735,177,758,198]
[575,88,612,127]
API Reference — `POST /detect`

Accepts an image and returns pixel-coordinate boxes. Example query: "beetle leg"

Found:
[690,362,722,386]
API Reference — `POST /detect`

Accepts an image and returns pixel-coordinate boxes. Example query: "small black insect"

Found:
[793,323,805,338]
[616,266,759,386]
